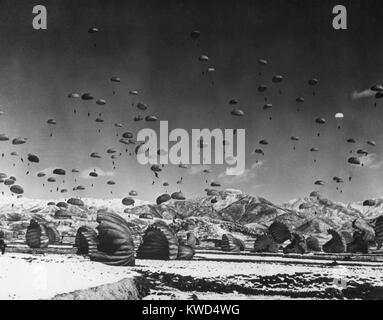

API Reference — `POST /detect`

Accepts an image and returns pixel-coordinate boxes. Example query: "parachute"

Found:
[363,199,376,207]
[137,102,148,111]
[12,137,27,145]
[145,115,158,122]
[322,229,346,253]
[367,141,376,146]
[47,119,57,125]
[210,182,221,187]
[198,55,209,62]
[96,99,106,106]
[88,211,135,266]
[374,216,383,250]
[68,93,80,99]
[156,193,171,205]
[67,198,85,206]
[81,93,94,100]
[27,154,39,163]
[190,30,201,39]
[171,191,186,200]
[231,109,244,116]
[352,219,375,242]
[55,210,72,220]
[348,157,361,165]
[110,77,121,83]
[272,75,283,83]
[221,234,245,252]
[37,172,46,178]
[107,180,115,185]
[25,220,49,248]
[347,232,369,254]
[306,236,321,252]
[283,233,307,254]
[253,233,279,253]
[0,134,9,141]
[4,179,15,186]
[56,202,68,209]
[53,169,66,175]
[129,190,138,196]
[88,27,99,33]
[90,152,101,158]
[268,221,291,244]
[10,185,23,194]
[74,226,98,255]
[137,221,179,260]
[314,180,325,186]
[371,85,383,92]
[122,197,135,206]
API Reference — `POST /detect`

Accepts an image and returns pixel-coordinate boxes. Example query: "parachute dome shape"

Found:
[156,193,171,205]
[322,229,346,253]
[253,233,279,253]
[122,197,135,206]
[88,211,135,266]
[26,220,49,248]
[74,226,98,255]
[268,221,291,244]
[10,185,23,194]
[137,221,179,260]
[67,198,84,207]
[221,234,245,253]
[171,191,186,200]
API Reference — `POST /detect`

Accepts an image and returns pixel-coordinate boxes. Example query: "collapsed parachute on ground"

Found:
[253,233,279,253]
[137,221,179,260]
[74,226,98,255]
[322,229,346,253]
[88,211,135,266]
[221,234,245,252]
[268,221,291,244]
[26,220,60,248]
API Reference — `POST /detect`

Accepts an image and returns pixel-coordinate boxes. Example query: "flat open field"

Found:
[2,248,383,300]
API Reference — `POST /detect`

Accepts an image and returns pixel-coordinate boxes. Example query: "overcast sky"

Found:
[0,0,382,204]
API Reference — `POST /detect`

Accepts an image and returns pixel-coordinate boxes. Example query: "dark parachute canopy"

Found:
[53,168,66,175]
[306,236,321,252]
[177,232,197,260]
[10,185,24,194]
[129,190,138,196]
[322,229,346,253]
[12,137,27,145]
[88,211,135,266]
[156,193,171,205]
[25,220,49,248]
[221,234,245,252]
[67,198,85,207]
[253,233,279,253]
[28,154,40,163]
[268,221,291,244]
[363,199,376,207]
[74,226,98,255]
[137,221,179,260]
[231,109,245,117]
[171,191,186,200]
[122,197,135,206]
[190,30,201,39]
[283,233,307,254]
[348,157,361,165]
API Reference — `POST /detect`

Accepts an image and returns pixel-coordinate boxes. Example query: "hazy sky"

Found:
[0,0,382,203]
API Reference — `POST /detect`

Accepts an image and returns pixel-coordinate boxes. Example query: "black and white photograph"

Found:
[0,0,382,304]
